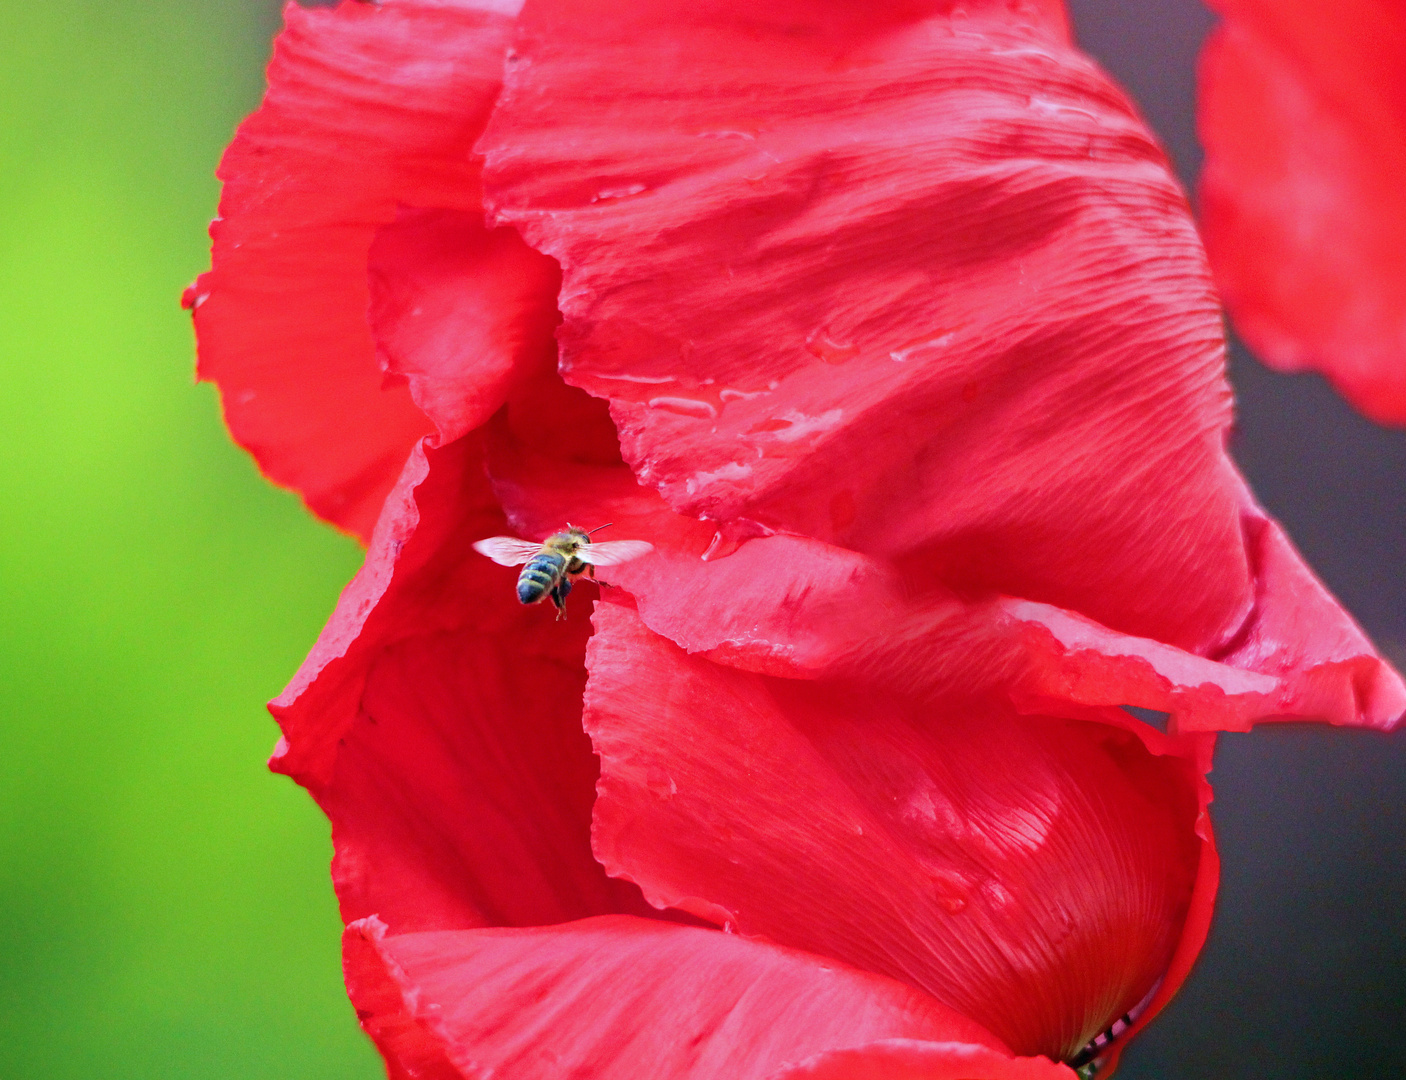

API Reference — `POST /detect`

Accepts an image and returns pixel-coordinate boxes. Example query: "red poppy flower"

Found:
[189,1,1405,1077]
[1198,0,1406,424]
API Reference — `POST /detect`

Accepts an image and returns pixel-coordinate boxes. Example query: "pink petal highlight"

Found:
[345,914,1019,1080]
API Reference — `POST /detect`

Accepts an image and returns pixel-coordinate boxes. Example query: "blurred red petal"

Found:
[1199,0,1406,424]
[343,913,1037,1080]
[482,0,1252,654]
[191,1,518,539]
[271,436,643,931]
[583,598,1209,1062]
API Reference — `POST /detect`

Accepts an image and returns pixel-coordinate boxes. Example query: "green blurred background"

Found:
[0,1,378,1074]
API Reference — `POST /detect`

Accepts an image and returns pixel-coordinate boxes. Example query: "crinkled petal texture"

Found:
[278,435,1092,1078]
[279,420,1226,1070]
[476,0,1402,724]
[190,1,1406,1078]
[482,0,1253,656]
[343,914,1081,1080]
[188,0,547,539]
[1198,0,1406,424]
[272,436,650,933]
[584,596,1209,1061]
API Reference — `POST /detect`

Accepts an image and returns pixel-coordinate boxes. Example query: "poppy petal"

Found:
[583,597,1208,1062]
[482,0,1253,654]
[1198,0,1406,424]
[368,207,561,445]
[771,1040,1075,1080]
[190,1,516,539]
[342,913,1028,1080]
[1194,502,1406,730]
[487,444,1404,733]
[271,436,643,932]
[1091,812,1220,1078]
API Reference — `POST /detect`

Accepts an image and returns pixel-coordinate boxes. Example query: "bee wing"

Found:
[577,540,655,566]
[472,536,543,567]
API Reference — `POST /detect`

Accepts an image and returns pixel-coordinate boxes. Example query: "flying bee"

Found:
[472,525,653,620]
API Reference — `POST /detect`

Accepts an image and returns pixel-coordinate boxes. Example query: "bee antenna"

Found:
[587,523,614,536]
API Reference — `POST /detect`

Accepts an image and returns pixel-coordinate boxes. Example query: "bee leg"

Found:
[550,580,571,620]
[587,565,618,589]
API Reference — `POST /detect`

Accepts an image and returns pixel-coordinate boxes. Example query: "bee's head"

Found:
[565,523,612,545]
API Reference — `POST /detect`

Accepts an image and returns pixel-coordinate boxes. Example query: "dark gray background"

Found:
[1067,3,1406,1077]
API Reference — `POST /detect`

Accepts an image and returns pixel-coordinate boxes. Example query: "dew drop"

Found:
[804,328,860,365]
[648,396,718,419]
[890,331,956,363]
[701,517,775,561]
[590,183,648,203]
[748,417,793,434]
[592,371,677,385]
[719,387,770,403]
[590,371,677,388]
[646,766,677,797]
[931,871,970,914]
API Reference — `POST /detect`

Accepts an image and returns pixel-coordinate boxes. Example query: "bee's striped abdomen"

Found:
[517,550,566,605]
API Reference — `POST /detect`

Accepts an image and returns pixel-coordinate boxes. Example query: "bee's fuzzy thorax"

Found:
[543,530,589,556]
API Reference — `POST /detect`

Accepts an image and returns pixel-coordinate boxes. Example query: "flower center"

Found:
[1067,978,1163,1073]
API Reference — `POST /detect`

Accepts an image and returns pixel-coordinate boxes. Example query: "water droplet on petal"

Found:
[890,331,957,363]
[805,328,860,364]
[701,517,775,561]
[648,396,718,419]
[931,872,970,914]
[748,417,793,434]
[590,183,648,203]
[719,387,770,404]
[592,371,677,385]
[646,767,677,797]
